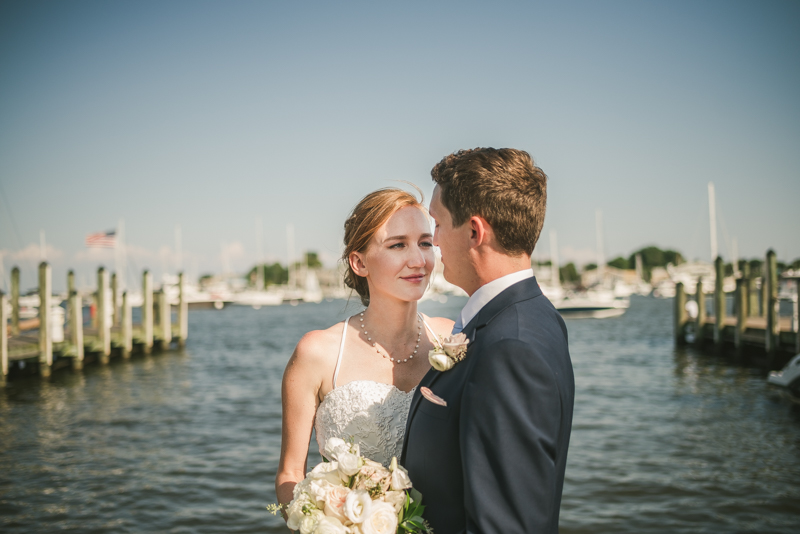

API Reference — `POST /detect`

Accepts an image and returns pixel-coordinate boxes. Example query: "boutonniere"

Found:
[428,333,469,372]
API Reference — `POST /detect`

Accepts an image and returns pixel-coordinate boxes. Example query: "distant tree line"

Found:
[245,252,322,288]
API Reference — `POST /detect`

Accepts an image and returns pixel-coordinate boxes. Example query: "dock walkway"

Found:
[674,249,799,355]
[2,263,188,384]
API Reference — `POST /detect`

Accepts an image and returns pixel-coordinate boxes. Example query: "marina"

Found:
[2,264,188,384]
[1,297,798,533]
[673,250,800,357]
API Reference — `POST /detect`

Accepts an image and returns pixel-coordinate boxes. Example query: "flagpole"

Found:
[117,219,126,292]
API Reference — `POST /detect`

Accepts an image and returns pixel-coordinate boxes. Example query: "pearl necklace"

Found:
[358,311,421,364]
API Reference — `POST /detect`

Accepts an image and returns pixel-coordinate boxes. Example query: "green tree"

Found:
[559,262,579,284]
[247,262,289,288]
[627,246,684,281]
[607,256,630,270]
[305,252,322,269]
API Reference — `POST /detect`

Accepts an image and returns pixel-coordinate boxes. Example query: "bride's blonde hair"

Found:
[342,186,426,306]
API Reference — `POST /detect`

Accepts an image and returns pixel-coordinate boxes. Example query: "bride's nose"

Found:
[407,245,426,268]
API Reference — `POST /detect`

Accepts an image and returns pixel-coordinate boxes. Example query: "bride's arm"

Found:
[275,332,327,515]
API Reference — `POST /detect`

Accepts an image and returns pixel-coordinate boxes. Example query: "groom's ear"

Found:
[468,216,489,248]
[349,251,368,277]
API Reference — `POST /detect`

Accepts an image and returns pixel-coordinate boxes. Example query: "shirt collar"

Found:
[457,268,534,331]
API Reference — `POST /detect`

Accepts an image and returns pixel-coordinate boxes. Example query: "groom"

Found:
[402,148,574,533]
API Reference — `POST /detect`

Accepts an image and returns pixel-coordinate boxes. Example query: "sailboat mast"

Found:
[596,209,605,285]
[256,217,263,289]
[287,223,295,288]
[708,182,718,261]
[550,230,560,287]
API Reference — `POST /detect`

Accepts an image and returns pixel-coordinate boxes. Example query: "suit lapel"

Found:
[402,277,543,461]
[401,310,482,460]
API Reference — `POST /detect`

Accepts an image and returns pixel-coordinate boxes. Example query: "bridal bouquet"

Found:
[269,437,430,534]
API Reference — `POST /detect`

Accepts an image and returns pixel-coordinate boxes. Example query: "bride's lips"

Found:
[401,274,426,283]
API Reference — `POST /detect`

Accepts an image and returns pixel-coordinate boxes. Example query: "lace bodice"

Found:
[315,380,415,466]
[313,314,437,466]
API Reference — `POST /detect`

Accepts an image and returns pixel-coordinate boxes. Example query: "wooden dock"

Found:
[674,250,800,356]
[1,262,189,384]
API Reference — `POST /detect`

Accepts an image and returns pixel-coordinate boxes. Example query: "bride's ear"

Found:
[349,251,368,277]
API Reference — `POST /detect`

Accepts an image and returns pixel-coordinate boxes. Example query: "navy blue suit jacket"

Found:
[401,277,574,534]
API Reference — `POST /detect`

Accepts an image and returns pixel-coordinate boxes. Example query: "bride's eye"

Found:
[389,242,405,249]
[420,241,433,248]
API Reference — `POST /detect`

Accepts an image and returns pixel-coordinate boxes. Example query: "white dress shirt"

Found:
[452,268,534,333]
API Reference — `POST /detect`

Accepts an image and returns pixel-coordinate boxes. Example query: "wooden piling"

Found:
[38,262,52,377]
[765,250,780,354]
[11,266,19,336]
[178,272,188,348]
[97,267,111,363]
[735,278,747,350]
[1,291,8,385]
[743,264,758,317]
[121,291,132,358]
[111,272,119,327]
[158,289,172,351]
[713,257,725,346]
[674,282,687,345]
[795,279,800,354]
[70,290,84,369]
[142,270,153,354]
[68,270,75,295]
[695,278,706,345]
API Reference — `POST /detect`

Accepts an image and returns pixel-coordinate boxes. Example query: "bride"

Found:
[275,187,454,511]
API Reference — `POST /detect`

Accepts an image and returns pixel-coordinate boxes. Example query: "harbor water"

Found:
[1,296,799,533]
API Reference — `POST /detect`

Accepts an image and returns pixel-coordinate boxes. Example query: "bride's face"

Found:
[360,206,434,303]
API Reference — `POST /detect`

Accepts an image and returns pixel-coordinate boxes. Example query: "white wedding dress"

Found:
[314,314,438,466]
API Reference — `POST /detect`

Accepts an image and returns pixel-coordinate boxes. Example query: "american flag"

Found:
[85,230,116,248]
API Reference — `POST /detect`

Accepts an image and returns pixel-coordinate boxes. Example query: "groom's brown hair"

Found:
[431,147,547,255]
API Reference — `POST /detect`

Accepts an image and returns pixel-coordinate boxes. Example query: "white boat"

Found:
[768,354,800,398]
[553,289,630,319]
[232,288,284,309]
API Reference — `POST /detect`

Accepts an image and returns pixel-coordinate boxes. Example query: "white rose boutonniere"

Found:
[428,333,468,372]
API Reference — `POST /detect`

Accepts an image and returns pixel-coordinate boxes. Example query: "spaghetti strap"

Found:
[418,313,439,341]
[332,317,349,389]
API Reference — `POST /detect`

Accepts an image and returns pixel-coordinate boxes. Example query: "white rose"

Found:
[324,437,347,460]
[389,464,412,491]
[429,350,454,372]
[293,477,312,499]
[299,509,325,534]
[286,494,313,530]
[337,450,362,477]
[360,501,398,534]
[382,490,406,513]
[316,516,349,534]
[344,489,372,524]
[308,479,335,507]
[309,461,343,486]
[323,484,351,523]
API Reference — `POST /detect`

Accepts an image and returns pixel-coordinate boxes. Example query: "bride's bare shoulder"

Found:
[424,315,456,337]
[292,321,348,365]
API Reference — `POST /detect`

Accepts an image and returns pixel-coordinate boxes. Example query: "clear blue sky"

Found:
[1,0,798,291]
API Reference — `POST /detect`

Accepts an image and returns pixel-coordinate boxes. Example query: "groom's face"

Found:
[430,186,472,290]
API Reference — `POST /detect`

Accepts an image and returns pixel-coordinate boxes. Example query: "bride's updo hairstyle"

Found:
[343,187,425,306]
